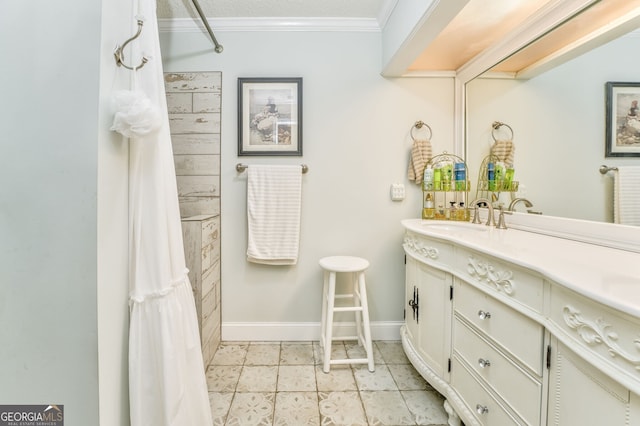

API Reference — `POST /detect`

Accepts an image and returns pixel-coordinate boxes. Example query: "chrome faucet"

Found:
[496,205,512,229]
[471,198,495,226]
[508,198,533,212]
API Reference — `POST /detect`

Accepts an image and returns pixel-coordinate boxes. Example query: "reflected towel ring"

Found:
[491,121,514,141]
[114,19,149,71]
[411,120,433,141]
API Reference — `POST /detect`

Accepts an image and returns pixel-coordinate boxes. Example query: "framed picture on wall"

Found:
[605,81,640,157]
[238,77,303,156]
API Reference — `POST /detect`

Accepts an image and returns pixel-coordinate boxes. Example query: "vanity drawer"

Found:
[451,355,524,426]
[404,230,453,268]
[454,280,544,376]
[454,318,542,425]
[455,248,544,314]
[550,283,640,384]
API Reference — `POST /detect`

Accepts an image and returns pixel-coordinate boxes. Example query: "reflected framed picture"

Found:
[238,77,303,156]
[605,81,640,157]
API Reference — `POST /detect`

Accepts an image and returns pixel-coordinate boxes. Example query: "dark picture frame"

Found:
[238,77,303,156]
[605,81,640,157]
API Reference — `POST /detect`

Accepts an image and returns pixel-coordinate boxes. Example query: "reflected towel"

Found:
[408,139,432,184]
[614,166,640,226]
[491,139,515,167]
[247,165,302,265]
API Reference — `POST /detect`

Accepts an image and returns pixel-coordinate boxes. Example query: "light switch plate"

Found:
[390,183,405,201]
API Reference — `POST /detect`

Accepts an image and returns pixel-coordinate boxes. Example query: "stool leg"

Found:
[320,270,329,351]
[358,272,375,372]
[353,272,363,347]
[323,271,336,373]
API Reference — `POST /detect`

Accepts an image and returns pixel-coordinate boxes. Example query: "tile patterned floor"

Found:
[207,340,449,426]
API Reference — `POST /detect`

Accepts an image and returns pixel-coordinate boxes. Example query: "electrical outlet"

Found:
[390,183,405,201]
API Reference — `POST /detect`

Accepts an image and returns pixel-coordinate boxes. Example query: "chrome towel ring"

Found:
[411,120,433,141]
[491,121,514,141]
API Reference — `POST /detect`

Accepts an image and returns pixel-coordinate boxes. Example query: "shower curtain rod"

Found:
[191,0,224,53]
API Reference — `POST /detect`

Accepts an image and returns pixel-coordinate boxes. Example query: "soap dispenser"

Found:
[448,201,457,220]
[422,193,435,219]
[457,202,467,221]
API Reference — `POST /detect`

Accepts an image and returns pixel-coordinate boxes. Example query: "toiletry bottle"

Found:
[457,202,466,221]
[423,165,434,191]
[442,162,452,191]
[487,162,495,191]
[436,204,445,220]
[422,193,435,219]
[433,166,442,191]
[448,202,456,220]
[454,162,466,191]
[495,162,504,191]
[505,167,514,191]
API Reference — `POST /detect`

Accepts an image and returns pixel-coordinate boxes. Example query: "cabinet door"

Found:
[547,338,630,425]
[416,260,452,379]
[405,256,420,344]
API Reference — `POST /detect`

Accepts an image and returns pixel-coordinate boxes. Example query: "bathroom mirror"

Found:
[465,6,640,223]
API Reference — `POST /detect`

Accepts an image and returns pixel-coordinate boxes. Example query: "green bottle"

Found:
[433,167,441,191]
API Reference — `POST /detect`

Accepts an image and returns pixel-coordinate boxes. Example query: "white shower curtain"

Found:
[123,0,213,424]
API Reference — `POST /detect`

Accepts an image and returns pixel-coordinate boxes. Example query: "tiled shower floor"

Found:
[207,340,449,425]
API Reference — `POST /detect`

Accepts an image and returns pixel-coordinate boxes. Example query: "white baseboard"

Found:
[221,321,403,342]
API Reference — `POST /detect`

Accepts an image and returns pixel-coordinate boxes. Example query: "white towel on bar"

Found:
[614,166,640,226]
[247,165,302,265]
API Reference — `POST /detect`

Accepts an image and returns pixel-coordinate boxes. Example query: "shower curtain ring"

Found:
[114,19,149,71]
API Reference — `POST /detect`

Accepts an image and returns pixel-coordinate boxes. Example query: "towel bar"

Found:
[599,165,618,174]
[236,163,308,174]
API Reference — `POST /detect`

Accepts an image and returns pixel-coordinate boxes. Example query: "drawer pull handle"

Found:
[478,310,491,320]
[478,358,491,368]
[476,404,489,415]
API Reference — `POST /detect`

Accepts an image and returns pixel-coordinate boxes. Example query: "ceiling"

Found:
[156,0,391,22]
[408,0,553,72]
[156,0,640,78]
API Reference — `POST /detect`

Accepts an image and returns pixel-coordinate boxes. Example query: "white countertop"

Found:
[402,218,640,318]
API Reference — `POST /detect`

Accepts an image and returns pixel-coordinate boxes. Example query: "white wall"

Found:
[1,1,131,424]
[98,0,133,424]
[160,28,455,340]
[467,32,640,223]
[0,0,101,423]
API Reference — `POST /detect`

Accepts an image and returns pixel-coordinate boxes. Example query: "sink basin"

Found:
[401,218,491,236]
[420,222,488,232]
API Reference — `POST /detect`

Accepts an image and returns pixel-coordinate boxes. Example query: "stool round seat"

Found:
[319,256,369,272]
[318,255,375,373]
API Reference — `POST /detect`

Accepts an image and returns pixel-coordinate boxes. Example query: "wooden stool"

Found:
[319,256,375,373]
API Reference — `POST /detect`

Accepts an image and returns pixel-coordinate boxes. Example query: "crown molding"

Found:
[158,17,381,33]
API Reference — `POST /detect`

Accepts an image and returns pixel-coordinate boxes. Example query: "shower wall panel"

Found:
[165,71,222,368]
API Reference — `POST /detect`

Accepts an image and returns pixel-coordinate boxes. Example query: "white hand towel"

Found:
[247,165,302,265]
[614,166,640,226]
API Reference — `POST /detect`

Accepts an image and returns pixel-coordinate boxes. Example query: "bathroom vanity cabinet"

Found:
[401,218,640,426]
